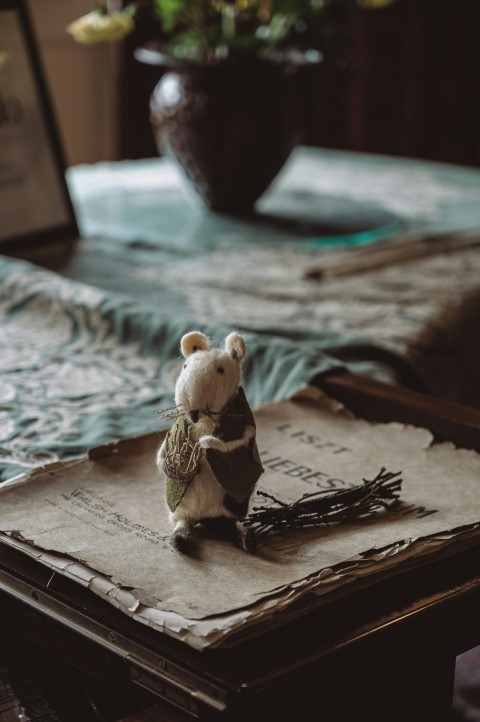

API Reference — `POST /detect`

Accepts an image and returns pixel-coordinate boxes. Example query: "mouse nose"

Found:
[190,410,199,423]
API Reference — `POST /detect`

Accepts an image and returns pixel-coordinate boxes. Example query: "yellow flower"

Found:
[66,10,134,45]
[357,0,394,7]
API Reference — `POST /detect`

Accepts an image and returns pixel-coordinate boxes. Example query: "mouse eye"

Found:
[217,366,225,374]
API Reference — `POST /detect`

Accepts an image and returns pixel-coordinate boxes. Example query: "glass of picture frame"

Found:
[0,0,78,248]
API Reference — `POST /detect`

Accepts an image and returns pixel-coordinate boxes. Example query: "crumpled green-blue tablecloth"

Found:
[3,147,480,482]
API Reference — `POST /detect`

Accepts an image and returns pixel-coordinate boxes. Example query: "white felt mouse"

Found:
[156,331,263,553]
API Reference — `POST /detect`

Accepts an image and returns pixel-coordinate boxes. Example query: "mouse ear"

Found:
[225,332,246,361]
[180,331,210,357]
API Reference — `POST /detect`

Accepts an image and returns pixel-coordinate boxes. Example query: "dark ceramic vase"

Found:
[146,58,310,214]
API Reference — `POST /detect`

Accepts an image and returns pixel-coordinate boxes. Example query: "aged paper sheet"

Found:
[1,388,479,647]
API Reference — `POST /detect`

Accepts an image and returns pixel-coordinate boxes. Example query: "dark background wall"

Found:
[118,0,480,168]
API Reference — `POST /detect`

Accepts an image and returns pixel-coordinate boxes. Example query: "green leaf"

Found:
[154,0,187,31]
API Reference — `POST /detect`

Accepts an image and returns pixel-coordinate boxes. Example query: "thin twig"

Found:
[157,403,184,421]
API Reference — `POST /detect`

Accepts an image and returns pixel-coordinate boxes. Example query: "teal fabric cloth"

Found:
[19,147,480,314]
[3,147,480,482]
[0,253,348,482]
[0,251,406,483]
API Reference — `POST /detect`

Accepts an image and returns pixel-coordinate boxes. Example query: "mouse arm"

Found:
[199,424,255,453]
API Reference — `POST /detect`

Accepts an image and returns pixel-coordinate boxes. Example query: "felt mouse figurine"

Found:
[156,331,264,553]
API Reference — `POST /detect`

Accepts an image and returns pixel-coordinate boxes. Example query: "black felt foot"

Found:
[171,527,194,554]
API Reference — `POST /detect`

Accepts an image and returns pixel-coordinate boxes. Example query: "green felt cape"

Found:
[165,387,263,513]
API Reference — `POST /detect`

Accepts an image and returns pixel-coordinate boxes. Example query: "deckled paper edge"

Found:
[2,522,479,650]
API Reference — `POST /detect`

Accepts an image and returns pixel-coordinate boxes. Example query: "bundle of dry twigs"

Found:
[245,467,403,536]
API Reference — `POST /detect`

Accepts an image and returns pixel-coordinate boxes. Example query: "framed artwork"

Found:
[0,0,78,247]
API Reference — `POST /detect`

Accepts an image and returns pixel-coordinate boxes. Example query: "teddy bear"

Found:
[156,330,264,553]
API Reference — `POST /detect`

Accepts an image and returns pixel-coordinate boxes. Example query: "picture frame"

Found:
[0,0,78,248]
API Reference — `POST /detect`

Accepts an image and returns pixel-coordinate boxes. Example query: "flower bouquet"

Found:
[67,0,394,64]
[67,0,395,213]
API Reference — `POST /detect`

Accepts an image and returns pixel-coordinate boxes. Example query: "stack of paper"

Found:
[1,388,479,649]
